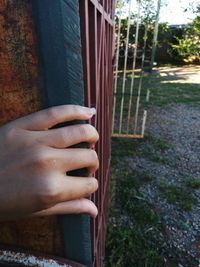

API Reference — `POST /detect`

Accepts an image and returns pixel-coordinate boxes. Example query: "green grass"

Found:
[105,168,165,267]
[159,185,198,211]
[111,134,170,166]
[111,169,156,223]
[115,71,200,111]
[185,178,200,189]
[106,225,164,267]
[106,65,200,266]
[144,134,170,151]
[148,81,200,108]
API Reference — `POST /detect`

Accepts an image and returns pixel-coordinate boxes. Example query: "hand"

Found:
[0,105,99,221]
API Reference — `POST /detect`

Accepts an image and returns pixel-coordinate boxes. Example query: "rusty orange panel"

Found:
[0,0,62,256]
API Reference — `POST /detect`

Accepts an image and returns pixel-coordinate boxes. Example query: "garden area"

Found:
[105,0,200,266]
[105,65,200,267]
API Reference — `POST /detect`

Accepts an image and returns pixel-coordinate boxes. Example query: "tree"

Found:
[171,4,200,62]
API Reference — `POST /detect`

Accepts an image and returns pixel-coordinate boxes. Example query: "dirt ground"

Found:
[158,65,200,84]
[106,64,200,267]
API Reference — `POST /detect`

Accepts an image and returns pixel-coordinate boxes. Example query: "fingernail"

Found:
[90,108,96,116]
[84,107,96,118]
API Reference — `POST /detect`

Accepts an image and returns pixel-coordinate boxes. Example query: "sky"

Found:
[159,0,199,25]
[120,0,199,25]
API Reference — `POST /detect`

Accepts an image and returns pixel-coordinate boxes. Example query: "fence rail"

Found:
[79,0,115,266]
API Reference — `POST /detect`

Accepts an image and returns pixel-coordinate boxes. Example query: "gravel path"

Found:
[129,104,200,266]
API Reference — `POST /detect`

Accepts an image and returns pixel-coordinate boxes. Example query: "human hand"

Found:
[0,105,99,221]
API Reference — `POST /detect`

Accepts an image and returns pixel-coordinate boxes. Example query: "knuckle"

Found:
[5,127,17,142]
[77,124,89,138]
[31,148,50,169]
[59,130,68,145]
[46,107,58,123]
[38,179,61,206]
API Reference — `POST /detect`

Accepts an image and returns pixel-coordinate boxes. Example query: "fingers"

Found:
[14,105,96,130]
[33,199,98,218]
[34,124,99,148]
[56,175,98,202]
[51,148,99,174]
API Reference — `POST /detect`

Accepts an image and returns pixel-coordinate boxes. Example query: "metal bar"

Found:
[88,2,97,108]
[141,110,147,137]
[119,0,132,134]
[112,133,145,138]
[146,89,150,102]
[89,0,114,25]
[126,0,141,133]
[133,2,150,135]
[112,0,123,133]
[114,69,140,74]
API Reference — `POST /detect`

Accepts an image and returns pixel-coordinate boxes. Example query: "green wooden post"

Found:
[31,1,92,266]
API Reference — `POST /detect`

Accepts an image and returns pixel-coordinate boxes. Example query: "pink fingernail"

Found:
[87,108,96,118]
[90,108,96,115]
[83,107,96,117]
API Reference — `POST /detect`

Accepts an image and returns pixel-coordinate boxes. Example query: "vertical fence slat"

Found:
[133,1,150,135]
[127,0,141,133]
[119,0,132,134]
[112,1,123,133]
[79,1,114,266]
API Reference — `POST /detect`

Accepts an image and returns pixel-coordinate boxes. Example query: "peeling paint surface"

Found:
[0,0,62,256]
[0,0,40,124]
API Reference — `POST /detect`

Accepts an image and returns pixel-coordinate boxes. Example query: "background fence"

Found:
[112,0,162,139]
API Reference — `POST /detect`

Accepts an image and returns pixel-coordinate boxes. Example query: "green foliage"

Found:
[115,0,165,69]
[172,17,200,59]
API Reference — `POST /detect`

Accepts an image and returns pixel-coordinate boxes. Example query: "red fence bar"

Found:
[79,1,115,266]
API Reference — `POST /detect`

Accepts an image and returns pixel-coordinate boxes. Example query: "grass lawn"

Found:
[105,65,200,267]
[112,66,200,135]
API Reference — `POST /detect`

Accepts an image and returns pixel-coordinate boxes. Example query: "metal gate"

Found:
[112,0,161,138]
[79,1,115,266]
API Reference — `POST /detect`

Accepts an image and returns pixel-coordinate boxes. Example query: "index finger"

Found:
[14,105,96,130]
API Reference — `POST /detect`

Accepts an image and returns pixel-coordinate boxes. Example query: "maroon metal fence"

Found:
[79,1,115,266]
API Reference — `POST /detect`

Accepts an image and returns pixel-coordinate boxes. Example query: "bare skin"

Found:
[0,105,99,221]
